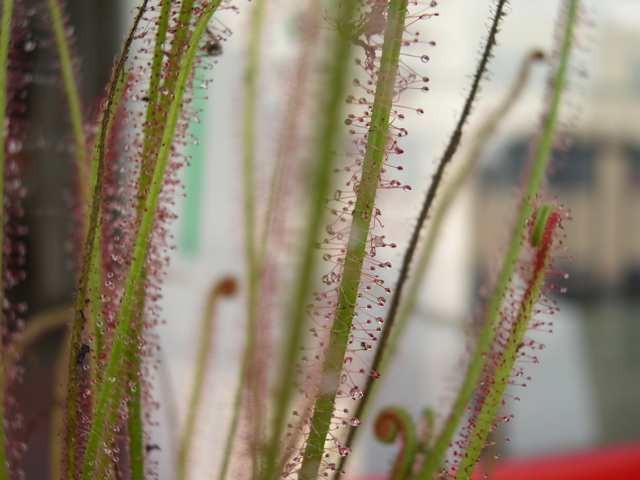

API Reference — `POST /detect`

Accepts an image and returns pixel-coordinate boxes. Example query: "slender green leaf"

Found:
[299,1,408,477]
[217,1,267,478]
[80,4,223,478]
[47,0,88,206]
[455,208,560,479]
[261,1,361,478]
[419,2,579,477]
[62,2,148,473]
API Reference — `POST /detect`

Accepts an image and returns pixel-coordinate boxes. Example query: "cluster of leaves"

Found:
[0,0,580,479]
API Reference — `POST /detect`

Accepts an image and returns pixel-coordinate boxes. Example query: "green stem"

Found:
[258,0,320,258]
[56,60,127,472]
[47,0,89,208]
[62,6,142,470]
[251,3,321,473]
[338,51,542,471]
[146,0,171,120]
[455,208,559,479]
[127,285,146,480]
[126,1,183,475]
[136,0,172,204]
[217,1,267,479]
[49,2,122,461]
[419,2,578,477]
[419,407,436,453]
[374,407,418,480]
[260,1,360,478]
[137,0,194,204]
[87,235,102,384]
[79,4,223,478]
[0,0,13,475]
[335,3,510,477]
[87,68,127,389]
[178,278,237,480]
[298,1,408,478]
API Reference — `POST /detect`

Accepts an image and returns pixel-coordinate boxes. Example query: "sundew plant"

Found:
[0,0,582,479]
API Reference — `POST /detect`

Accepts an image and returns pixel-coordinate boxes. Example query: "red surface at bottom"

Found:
[474,444,640,480]
[361,443,640,480]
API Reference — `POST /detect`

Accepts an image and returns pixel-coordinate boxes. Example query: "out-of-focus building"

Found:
[474,26,640,300]
[476,137,640,298]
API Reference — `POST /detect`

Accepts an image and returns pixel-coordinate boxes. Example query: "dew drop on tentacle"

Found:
[337,446,351,457]
[349,386,364,400]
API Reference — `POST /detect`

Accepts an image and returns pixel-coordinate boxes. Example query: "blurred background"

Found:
[14,0,640,478]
